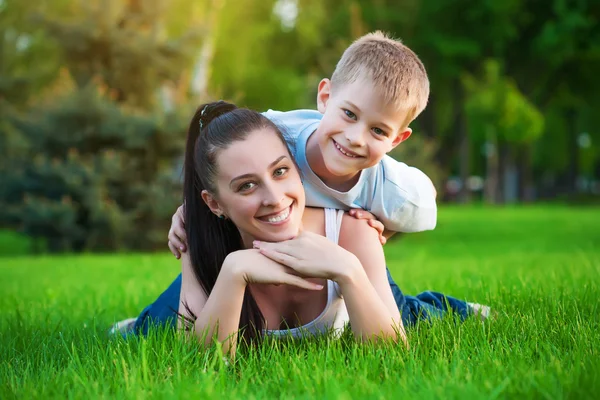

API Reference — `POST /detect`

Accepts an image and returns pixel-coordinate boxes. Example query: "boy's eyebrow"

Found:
[379,121,394,132]
[345,100,361,112]
[229,155,289,186]
[345,101,394,132]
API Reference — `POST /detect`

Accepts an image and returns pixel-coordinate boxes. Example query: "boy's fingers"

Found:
[168,241,181,259]
[168,233,185,251]
[349,209,365,219]
[380,236,387,245]
[176,230,188,243]
[174,227,188,248]
[350,210,376,220]
[368,219,384,232]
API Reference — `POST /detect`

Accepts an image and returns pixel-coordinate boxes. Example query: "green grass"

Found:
[1,206,599,399]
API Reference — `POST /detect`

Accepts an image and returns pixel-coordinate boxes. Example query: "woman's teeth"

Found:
[267,207,290,223]
[334,141,357,158]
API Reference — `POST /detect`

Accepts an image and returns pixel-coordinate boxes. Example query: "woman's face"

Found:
[209,128,305,246]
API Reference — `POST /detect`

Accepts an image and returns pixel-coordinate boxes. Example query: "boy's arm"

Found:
[369,156,437,233]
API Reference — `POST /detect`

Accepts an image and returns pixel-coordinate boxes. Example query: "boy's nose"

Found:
[344,126,366,147]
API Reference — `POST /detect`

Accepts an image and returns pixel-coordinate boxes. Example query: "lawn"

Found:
[1,206,599,399]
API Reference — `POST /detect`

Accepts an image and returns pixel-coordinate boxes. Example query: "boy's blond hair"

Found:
[331,31,429,129]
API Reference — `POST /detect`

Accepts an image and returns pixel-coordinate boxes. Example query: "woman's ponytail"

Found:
[182,101,266,343]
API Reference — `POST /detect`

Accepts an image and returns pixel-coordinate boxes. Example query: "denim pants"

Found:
[385,269,471,326]
[133,268,471,335]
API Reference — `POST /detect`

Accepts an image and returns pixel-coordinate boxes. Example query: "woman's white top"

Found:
[265,208,350,338]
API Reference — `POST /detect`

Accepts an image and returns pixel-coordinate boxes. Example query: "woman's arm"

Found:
[179,251,247,355]
[337,215,407,346]
[179,249,325,355]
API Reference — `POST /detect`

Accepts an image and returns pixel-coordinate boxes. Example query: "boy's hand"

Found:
[348,209,387,245]
[168,205,188,259]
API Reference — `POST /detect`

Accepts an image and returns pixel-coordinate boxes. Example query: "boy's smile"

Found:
[306,78,412,191]
[332,138,363,158]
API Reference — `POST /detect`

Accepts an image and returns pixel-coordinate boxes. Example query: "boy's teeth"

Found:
[267,207,290,223]
[334,141,356,157]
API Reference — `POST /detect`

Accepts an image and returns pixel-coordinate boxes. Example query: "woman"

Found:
[113,101,405,354]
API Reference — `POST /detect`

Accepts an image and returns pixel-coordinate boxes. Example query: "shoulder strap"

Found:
[324,208,345,244]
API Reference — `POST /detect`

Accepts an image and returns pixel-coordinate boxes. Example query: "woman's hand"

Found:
[224,249,325,291]
[253,231,361,283]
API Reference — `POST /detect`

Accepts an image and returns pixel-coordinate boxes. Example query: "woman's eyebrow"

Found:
[229,155,289,186]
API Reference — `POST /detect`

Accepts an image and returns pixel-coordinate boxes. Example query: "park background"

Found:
[0,1,599,398]
[0,0,598,254]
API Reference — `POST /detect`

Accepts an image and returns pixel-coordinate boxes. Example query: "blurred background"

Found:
[0,0,598,254]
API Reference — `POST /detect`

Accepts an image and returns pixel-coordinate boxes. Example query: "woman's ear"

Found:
[201,190,224,218]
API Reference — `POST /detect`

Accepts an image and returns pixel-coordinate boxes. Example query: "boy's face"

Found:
[314,78,412,178]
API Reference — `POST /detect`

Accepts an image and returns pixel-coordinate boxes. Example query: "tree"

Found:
[464,60,544,203]
[0,0,208,251]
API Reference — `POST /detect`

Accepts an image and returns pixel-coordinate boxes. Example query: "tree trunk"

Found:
[484,130,499,204]
[503,147,518,204]
[566,109,579,195]
[517,145,535,202]
[497,142,508,203]
[456,82,470,203]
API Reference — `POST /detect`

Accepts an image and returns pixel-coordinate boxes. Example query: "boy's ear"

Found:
[201,190,225,218]
[316,79,332,114]
[391,128,412,148]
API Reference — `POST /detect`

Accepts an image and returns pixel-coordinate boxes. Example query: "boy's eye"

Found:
[238,182,256,192]
[343,109,357,120]
[373,127,387,136]
[274,167,289,177]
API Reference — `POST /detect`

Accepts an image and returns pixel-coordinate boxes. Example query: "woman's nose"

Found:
[261,182,284,207]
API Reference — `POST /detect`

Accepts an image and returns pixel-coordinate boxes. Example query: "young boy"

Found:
[169,31,436,255]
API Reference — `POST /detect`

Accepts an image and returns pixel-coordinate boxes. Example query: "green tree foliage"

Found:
[31,0,206,110]
[0,0,201,252]
[464,61,544,146]
[464,60,544,203]
[0,86,185,252]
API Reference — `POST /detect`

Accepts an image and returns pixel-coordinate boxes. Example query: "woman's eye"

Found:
[274,167,289,177]
[344,109,357,120]
[238,182,256,192]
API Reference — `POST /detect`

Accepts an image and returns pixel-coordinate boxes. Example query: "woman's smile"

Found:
[257,203,294,225]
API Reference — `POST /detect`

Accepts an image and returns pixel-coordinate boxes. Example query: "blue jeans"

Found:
[133,268,471,335]
[385,269,472,326]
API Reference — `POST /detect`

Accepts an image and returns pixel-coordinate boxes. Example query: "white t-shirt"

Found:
[263,109,437,232]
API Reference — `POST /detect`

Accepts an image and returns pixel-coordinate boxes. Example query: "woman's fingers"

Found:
[259,247,298,267]
[254,239,304,258]
[280,274,323,291]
